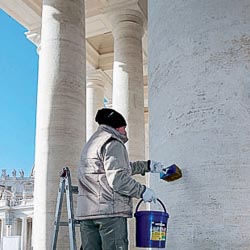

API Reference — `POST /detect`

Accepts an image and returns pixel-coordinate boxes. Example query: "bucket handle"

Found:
[135,198,167,213]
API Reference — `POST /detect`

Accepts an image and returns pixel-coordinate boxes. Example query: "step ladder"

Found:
[51,167,80,250]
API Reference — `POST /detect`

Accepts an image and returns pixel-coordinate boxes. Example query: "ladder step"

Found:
[59,221,69,226]
[64,185,78,194]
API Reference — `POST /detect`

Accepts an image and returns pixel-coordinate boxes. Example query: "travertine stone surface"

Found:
[33,1,86,249]
[149,1,250,249]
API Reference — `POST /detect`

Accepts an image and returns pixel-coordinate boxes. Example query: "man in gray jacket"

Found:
[76,108,165,250]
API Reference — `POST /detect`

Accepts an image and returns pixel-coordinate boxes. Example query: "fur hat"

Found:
[95,108,127,128]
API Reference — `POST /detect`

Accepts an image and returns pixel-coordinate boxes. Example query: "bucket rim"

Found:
[134,210,169,217]
[135,198,167,213]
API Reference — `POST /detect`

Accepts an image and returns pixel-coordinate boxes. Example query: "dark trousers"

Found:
[80,217,128,250]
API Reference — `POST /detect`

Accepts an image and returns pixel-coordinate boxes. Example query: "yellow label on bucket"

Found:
[150,222,166,241]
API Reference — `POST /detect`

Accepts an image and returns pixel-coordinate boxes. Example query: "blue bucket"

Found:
[134,199,169,248]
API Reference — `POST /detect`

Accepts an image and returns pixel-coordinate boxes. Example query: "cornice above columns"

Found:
[85,39,115,71]
[0,0,41,30]
[25,26,41,52]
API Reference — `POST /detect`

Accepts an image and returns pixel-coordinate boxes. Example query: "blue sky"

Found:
[0,9,38,177]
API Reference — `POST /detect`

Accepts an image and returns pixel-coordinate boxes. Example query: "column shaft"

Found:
[33,1,86,249]
[111,9,145,161]
[86,70,107,140]
[11,218,17,236]
[21,217,27,250]
[0,219,4,238]
[109,9,146,249]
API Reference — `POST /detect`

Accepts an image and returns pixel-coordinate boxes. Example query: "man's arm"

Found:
[130,161,150,175]
[102,140,145,198]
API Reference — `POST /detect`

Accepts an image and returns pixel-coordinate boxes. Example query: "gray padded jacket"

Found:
[76,125,149,219]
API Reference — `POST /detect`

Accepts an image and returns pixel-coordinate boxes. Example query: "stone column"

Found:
[21,217,27,250]
[110,8,145,161]
[6,226,11,237]
[11,218,17,236]
[86,70,110,140]
[33,1,86,250]
[107,8,146,249]
[149,1,250,249]
[0,219,4,238]
[27,218,32,250]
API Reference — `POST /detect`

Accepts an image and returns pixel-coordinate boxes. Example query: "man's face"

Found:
[115,126,127,136]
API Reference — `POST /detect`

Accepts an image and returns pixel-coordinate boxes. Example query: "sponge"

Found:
[160,164,182,182]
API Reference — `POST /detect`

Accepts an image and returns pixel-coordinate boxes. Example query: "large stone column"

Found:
[110,8,145,161]
[86,70,109,140]
[33,1,86,249]
[27,218,32,250]
[11,218,17,236]
[0,219,4,238]
[107,7,146,249]
[149,1,250,249]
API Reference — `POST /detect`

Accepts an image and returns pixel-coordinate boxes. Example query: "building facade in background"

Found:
[0,169,33,250]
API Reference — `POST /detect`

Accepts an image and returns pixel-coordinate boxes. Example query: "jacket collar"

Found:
[98,125,128,143]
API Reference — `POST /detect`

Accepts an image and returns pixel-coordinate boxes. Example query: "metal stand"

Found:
[51,167,79,250]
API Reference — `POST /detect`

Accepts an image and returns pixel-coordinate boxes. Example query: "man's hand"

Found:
[150,160,165,173]
[142,187,157,203]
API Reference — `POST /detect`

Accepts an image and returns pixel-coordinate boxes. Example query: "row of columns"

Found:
[31,1,147,250]
[0,217,32,250]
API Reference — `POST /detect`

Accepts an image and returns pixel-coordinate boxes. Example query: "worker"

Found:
[76,108,165,250]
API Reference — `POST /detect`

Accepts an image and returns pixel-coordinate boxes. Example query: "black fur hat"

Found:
[95,108,127,128]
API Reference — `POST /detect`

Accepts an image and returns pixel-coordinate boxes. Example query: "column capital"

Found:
[105,0,147,20]
[104,0,147,36]
[111,9,144,39]
[87,69,111,85]
[86,70,112,98]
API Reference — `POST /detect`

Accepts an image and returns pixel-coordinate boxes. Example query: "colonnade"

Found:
[0,217,32,250]
[31,1,147,249]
